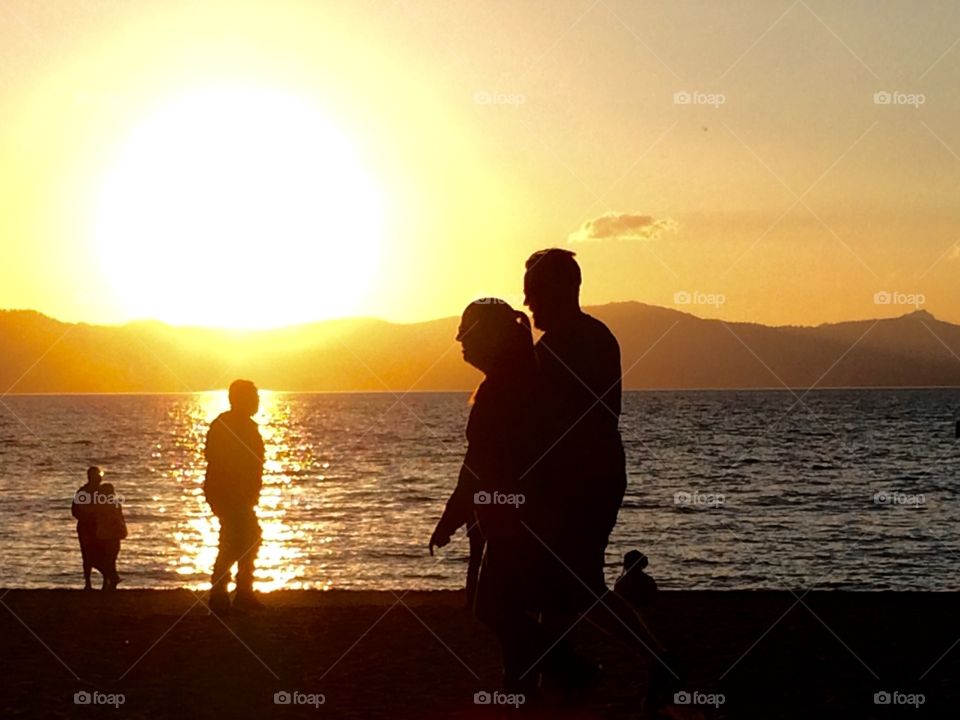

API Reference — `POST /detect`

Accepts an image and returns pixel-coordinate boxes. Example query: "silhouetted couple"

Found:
[72,466,127,590]
[431,249,677,712]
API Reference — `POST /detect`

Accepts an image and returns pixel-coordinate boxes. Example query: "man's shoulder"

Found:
[574,313,620,356]
[211,411,259,430]
[535,313,619,357]
[209,411,229,428]
[579,312,617,339]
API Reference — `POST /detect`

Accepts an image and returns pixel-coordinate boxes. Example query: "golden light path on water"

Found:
[171,390,325,592]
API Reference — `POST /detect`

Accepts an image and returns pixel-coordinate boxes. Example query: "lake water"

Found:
[0,389,958,592]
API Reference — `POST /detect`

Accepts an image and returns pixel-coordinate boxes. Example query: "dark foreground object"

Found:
[1,589,958,718]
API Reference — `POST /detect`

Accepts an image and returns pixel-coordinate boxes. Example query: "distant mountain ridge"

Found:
[1,303,959,393]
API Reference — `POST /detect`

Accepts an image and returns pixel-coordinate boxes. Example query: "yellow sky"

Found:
[1,0,959,329]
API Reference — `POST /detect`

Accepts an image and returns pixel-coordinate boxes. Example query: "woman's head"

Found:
[457,298,533,375]
[86,466,103,488]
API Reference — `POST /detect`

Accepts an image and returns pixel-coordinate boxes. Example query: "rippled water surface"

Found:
[1,389,958,591]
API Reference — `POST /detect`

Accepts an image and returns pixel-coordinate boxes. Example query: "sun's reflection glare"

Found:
[172,390,308,592]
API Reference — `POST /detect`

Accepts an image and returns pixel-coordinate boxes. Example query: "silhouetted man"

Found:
[524,248,626,602]
[72,466,104,590]
[204,379,265,613]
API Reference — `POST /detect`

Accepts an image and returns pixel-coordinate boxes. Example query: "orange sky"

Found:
[1,0,959,329]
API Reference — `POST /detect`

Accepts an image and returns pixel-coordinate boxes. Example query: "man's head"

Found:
[86,466,103,488]
[228,379,260,417]
[523,248,581,331]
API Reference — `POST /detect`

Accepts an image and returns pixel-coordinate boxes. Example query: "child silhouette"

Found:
[614,550,658,608]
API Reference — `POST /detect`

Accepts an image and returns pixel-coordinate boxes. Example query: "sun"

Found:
[96,87,382,329]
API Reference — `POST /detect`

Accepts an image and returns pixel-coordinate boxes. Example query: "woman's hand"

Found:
[429,525,452,556]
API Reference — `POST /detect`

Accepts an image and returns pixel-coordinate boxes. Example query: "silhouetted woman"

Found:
[429,298,545,695]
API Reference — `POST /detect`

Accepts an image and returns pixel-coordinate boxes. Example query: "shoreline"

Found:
[3,589,959,718]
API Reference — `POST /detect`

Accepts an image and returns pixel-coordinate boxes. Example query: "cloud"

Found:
[950,243,960,261]
[569,212,678,243]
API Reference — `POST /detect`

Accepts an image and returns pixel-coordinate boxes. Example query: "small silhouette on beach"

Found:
[615,550,659,609]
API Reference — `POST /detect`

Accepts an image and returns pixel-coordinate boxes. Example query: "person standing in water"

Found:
[94,482,127,591]
[71,466,105,590]
[204,379,266,614]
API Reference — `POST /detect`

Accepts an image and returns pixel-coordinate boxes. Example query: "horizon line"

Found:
[0,302,942,334]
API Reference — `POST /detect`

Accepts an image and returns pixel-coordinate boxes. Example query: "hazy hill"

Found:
[1,303,959,393]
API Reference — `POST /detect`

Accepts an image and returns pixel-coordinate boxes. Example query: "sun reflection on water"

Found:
[173,389,309,592]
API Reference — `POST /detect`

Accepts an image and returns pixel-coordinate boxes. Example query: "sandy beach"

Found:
[1,589,957,718]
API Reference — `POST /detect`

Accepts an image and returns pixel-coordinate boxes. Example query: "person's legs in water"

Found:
[100,540,121,591]
[78,532,93,590]
[210,510,240,613]
[232,507,263,610]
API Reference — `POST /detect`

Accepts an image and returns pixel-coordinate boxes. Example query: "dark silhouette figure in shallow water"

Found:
[524,249,680,713]
[71,467,126,590]
[94,482,127,591]
[430,298,548,694]
[204,379,266,614]
[72,466,104,590]
[615,550,658,609]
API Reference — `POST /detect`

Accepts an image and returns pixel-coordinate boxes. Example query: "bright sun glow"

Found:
[96,87,382,328]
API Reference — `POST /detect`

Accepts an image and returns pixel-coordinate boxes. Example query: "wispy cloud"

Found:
[949,243,960,261]
[569,212,678,243]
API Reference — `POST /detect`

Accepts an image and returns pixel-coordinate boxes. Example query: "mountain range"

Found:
[1,303,959,393]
